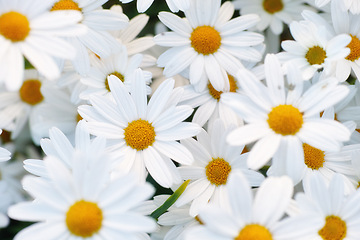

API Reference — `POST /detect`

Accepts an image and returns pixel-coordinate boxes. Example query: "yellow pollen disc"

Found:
[205,158,231,186]
[66,200,103,237]
[190,25,221,55]
[262,0,284,14]
[105,72,125,92]
[19,79,44,105]
[0,11,30,42]
[357,181,360,189]
[305,46,327,65]
[51,0,81,11]
[235,224,273,240]
[208,75,238,101]
[76,113,83,122]
[194,215,204,225]
[303,143,325,170]
[124,119,156,151]
[356,129,360,133]
[267,104,303,136]
[318,215,346,240]
[346,34,360,61]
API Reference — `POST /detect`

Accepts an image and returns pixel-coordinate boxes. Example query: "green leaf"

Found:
[150,179,190,220]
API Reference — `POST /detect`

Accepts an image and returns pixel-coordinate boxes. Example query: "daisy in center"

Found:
[78,69,201,188]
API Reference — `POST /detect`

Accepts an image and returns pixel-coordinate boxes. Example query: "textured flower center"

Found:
[19,79,44,105]
[356,129,360,133]
[0,11,30,42]
[51,0,81,11]
[267,104,303,135]
[303,143,325,170]
[205,158,231,186]
[235,224,273,240]
[208,75,238,101]
[318,215,346,240]
[194,215,204,225]
[345,34,360,61]
[190,26,221,55]
[66,200,103,237]
[76,113,83,122]
[105,72,125,92]
[305,46,327,65]
[124,119,155,151]
[262,0,284,14]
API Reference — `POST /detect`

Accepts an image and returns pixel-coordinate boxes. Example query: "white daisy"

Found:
[234,0,312,35]
[49,0,129,75]
[176,120,264,216]
[154,0,264,92]
[120,0,190,13]
[8,153,156,239]
[78,69,201,188]
[278,20,351,80]
[186,172,323,240]
[0,0,85,90]
[221,54,351,183]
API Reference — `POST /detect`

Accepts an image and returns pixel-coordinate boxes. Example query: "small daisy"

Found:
[0,0,85,90]
[8,153,156,239]
[120,0,190,13]
[176,119,264,216]
[278,20,351,80]
[78,69,201,188]
[221,54,351,180]
[186,172,323,240]
[154,0,264,92]
[234,0,312,35]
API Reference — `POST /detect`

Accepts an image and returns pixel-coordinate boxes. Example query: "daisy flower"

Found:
[234,0,312,35]
[0,0,85,90]
[154,0,264,92]
[78,69,201,188]
[176,119,264,216]
[221,54,351,182]
[49,0,129,75]
[278,20,351,80]
[292,173,360,239]
[120,0,190,13]
[186,172,323,240]
[8,152,156,239]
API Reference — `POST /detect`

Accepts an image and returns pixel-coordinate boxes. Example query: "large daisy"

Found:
[154,0,264,92]
[221,54,351,182]
[78,69,201,188]
[0,0,85,90]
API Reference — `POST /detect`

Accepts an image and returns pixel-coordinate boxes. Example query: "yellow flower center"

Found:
[235,224,273,240]
[208,75,238,101]
[194,215,204,225]
[305,46,327,65]
[105,72,125,92]
[19,79,44,105]
[318,215,347,240]
[124,119,156,151]
[51,0,81,11]
[205,158,231,186]
[190,26,221,55]
[0,11,30,42]
[76,113,83,122]
[0,130,11,144]
[345,34,360,62]
[267,104,303,135]
[66,200,103,237]
[262,0,284,14]
[356,129,360,133]
[303,143,325,170]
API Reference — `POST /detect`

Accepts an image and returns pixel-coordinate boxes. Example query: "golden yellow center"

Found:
[208,75,238,101]
[51,0,81,11]
[190,26,221,55]
[76,113,83,122]
[262,0,284,14]
[66,200,103,237]
[194,215,204,225]
[318,215,346,240]
[267,104,303,135]
[105,72,125,92]
[124,119,155,151]
[0,11,30,42]
[205,158,231,186]
[19,79,44,105]
[305,46,327,65]
[303,143,325,170]
[346,34,360,61]
[235,224,273,240]
[356,129,360,133]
